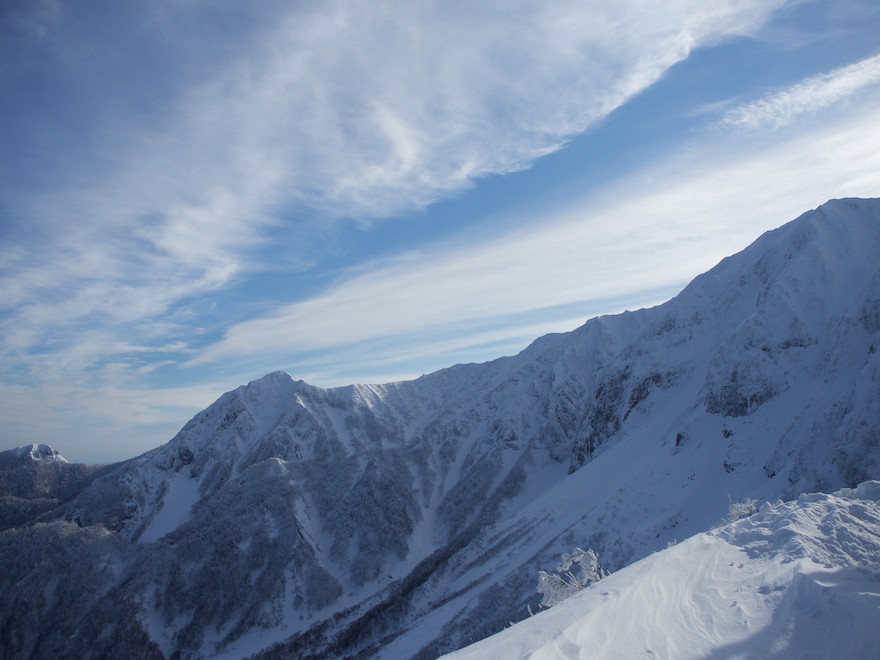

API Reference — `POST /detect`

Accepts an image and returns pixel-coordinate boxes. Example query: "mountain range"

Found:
[2,197,879,658]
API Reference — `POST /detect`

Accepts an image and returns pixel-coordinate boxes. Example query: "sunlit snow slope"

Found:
[1,198,879,659]
[446,481,880,659]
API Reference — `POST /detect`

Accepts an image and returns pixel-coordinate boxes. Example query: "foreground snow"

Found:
[445,481,880,659]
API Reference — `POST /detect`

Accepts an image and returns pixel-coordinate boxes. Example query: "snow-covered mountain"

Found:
[1,198,879,658]
[0,444,112,531]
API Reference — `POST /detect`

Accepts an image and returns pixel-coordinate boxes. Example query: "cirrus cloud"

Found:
[721,51,880,130]
[1,0,800,460]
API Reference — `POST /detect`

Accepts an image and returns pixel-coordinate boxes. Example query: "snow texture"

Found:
[445,481,880,659]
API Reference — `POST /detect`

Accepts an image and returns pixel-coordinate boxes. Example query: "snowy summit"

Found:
[14,444,67,463]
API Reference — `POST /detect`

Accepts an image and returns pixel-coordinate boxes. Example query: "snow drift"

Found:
[446,481,880,659]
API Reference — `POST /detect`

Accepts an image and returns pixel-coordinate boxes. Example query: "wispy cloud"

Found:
[0,377,237,462]
[192,97,880,378]
[1,1,786,353]
[0,1,797,458]
[721,52,880,129]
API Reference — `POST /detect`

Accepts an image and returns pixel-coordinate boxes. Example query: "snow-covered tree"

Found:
[537,547,608,609]
[726,496,758,522]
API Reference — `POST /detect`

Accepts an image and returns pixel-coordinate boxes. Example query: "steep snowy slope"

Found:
[1,198,879,658]
[445,481,880,659]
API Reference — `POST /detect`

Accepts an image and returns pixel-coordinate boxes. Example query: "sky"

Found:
[1,0,879,463]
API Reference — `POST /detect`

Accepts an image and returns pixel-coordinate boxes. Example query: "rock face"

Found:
[1,198,879,659]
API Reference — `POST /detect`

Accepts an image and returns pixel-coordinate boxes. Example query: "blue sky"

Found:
[2,0,880,462]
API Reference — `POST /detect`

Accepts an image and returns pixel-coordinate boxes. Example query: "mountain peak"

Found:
[10,443,67,463]
[249,370,294,385]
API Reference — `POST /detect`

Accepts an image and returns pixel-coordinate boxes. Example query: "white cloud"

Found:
[1,0,798,458]
[721,52,880,130]
[0,378,235,463]
[0,1,786,357]
[191,97,880,373]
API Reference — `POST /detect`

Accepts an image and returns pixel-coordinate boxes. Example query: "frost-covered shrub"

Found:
[726,497,758,522]
[537,547,608,609]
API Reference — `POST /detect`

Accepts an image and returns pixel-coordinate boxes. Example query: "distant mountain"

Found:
[1,198,878,659]
[0,444,112,531]
[445,480,880,659]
